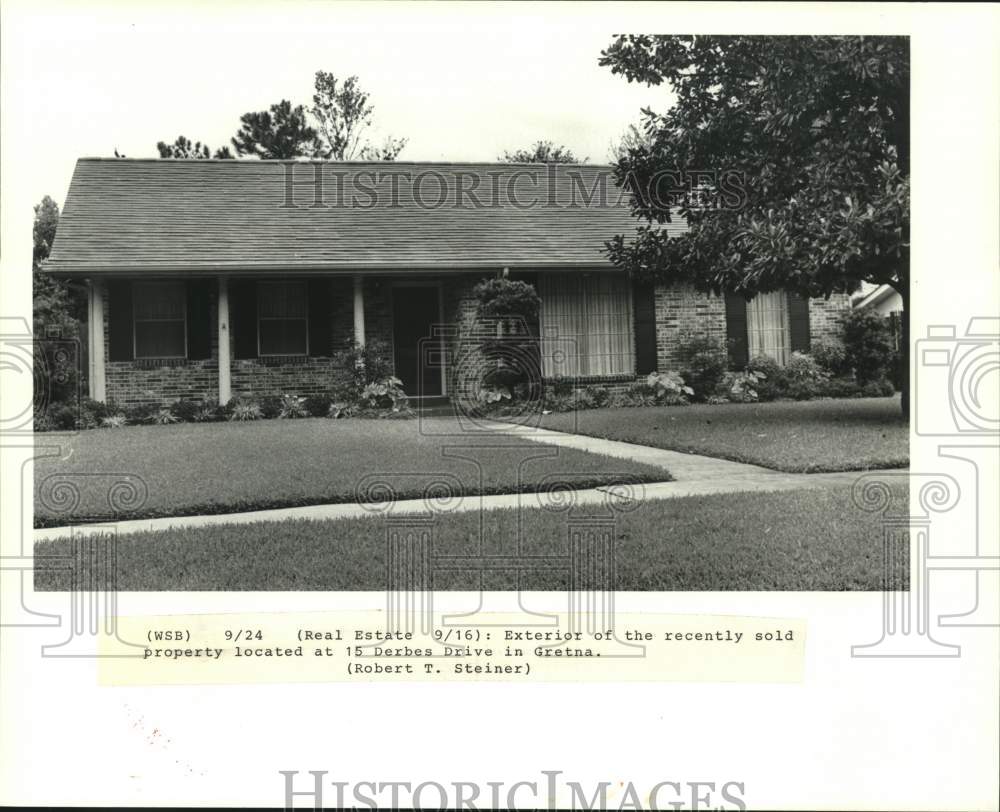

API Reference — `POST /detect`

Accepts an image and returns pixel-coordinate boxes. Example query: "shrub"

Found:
[169,399,200,422]
[256,395,282,419]
[151,407,179,424]
[613,381,658,408]
[48,403,79,431]
[724,370,767,403]
[334,339,394,398]
[747,356,787,401]
[811,339,850,377]
[79,397,112,429]
[278,395,308,419]
[862,379,896,398]
[783,352,830,400]
[583,385,612,408]
[360,376,408,412]
[478,385,512,405]
[472,278,541,321]
[304,395,332,418]
[327,401,356,419]
[675,332,731,400]
[840,309,896,385]
[193,399,224,422]
[229,400,263,421]
[101,414,128,428]
[644,371,694,404]
[821,377,863,399]
[124,402,158,424]
[541,392,579,412]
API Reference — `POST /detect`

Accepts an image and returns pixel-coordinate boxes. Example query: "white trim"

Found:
[854,283,899,311]
[217,277,231,403]
[353,275,366,347]
[90,279,106,402]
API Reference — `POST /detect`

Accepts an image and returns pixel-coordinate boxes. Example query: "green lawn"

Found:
[532,397,908,473]
[36,481,907,591]
[33,417,670,527]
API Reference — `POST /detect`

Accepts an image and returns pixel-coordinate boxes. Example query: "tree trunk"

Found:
[898,285,909,418]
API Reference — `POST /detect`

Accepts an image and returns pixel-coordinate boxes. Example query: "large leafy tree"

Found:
[310,72,406,160]
[157,135,233,159]
[499,140,583,163]
[600,35,910,407]
[230,100,318,159]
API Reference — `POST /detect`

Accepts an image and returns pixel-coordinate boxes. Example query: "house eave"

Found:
[42,259,619,277]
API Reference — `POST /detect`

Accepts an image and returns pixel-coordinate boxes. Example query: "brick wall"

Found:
[102,278,378,407]
[99,276,855,406]
[102,283,222,407]
[652,282,728,371]
[808,293,851,344]
[442,273,492,402]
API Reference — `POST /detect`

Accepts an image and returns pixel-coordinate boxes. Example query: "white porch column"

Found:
[353,274,366,346]
[89,279,106,402]
[217,277,231,404]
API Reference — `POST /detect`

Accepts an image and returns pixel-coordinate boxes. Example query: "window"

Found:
[133,281,186,358]
[258,281,308,356]
[539,273,635,378]
[747,291,791,364]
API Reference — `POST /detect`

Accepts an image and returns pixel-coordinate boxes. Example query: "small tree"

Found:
[231,100,318,159]
[310,72,407,160]
[156,135,233,159]
[471,278,542,398]
[499,141,584,164]
[840,309,896,386]
[32,196,82,405]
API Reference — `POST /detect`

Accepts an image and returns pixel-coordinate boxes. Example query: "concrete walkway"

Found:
[33,420,906,542]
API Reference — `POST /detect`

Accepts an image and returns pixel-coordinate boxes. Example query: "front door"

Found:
[392,285,443,397]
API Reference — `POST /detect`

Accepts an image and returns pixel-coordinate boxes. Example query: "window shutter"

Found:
[724,291,749,368]
[787,292,811,353]
[186,279,213,360]
[307,279,332,357]
[632,280,658,374]
[107,280,134,361]
[231,280,258,360]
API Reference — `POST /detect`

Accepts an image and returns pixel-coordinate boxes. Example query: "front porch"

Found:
[82,268,663,409]
[85,273,461,407]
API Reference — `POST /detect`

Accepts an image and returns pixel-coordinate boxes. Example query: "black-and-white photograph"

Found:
[29,31,910,592]
[3,3,998,811]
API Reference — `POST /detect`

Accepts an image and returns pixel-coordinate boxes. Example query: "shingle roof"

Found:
[46,158,688,275]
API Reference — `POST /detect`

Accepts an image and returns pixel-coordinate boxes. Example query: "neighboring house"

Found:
[45,159,849,406]
[853,283,903,315]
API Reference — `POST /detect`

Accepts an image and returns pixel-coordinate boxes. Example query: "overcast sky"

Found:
[4,2,676,211]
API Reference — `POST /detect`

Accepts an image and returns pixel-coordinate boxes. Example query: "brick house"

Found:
[45,158,849,407]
